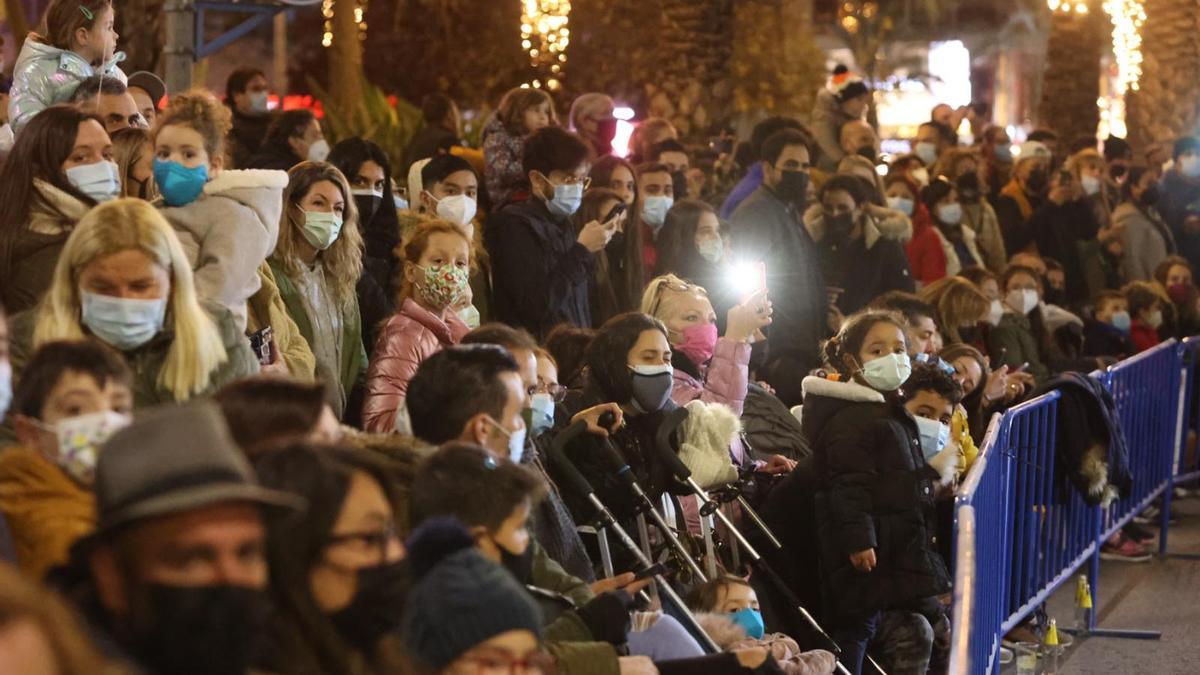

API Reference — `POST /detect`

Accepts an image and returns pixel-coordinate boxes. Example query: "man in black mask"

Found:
[60,402,302,675]
[954,162,1008,274]
[730,127,828,406]
[994,140,1053,255]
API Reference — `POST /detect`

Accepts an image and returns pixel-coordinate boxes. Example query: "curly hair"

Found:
[821,309,908,375]
[496,87,558,136]
[901,362,963,406]
[153,88,233,161]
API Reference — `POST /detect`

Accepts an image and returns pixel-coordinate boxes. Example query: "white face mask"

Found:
[888,196,914,217]
[249,90,270,113]
[860,352,912,392]
[1146,309,1164,329]
[1081,175,1102,196]
[914,415,950,461]
[307,138,331,162]
[81,291,168,351]
[66,160,121,203]
[911,167,931,187]
[40,410,131,484]
[1182,155,1200,178]
[487,416,527,464]
[431,192,478,227]
[529,393,555,436]
[987,299,1005,326]
[642,195,673,230]
[1006,288,1039,316]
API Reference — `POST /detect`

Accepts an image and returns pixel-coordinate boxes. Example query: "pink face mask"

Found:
[675,323,719,366]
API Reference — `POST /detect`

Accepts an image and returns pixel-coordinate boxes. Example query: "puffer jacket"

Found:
[670,337,751,416]
[0,180,90,313]
[363,297,470,432]
[9,40,127,135]
[800,375,951,621]
[160,169,289,332]
[804,203,915,313]
[0,448,94,580]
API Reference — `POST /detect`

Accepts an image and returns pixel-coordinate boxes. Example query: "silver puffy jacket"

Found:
[8,39,127,136]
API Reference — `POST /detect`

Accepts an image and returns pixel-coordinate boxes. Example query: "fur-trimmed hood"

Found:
[803,203,913,249]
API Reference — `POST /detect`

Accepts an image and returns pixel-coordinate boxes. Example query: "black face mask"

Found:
[1140,185,1160,208]
[607,229,627,251]
[126,584,269,675]
[354,194,383,225]
[856,145,878,162]
[1111,164,1128,180]
[1043,285,1066,307]
[775,169,810,205]
[328,561,411,653]
[956,172,982,203]
[825,212,857,243]
[596,118,618,144]
[671,170,689,199]
[1025,168,1049,195]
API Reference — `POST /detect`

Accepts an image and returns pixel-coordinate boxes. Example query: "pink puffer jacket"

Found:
[670,338,751,415]
[363,297,470,432]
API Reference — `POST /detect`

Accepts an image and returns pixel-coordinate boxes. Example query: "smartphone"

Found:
[744,262,768,302]
[632,562,666,582]
[1014,362,1030,374]
[603,201,626,225]
[248,326,273,366]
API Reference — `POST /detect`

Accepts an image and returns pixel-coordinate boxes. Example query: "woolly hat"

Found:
[401,518,542,670]
[830,64,870,103]
[1015,140,1051,167]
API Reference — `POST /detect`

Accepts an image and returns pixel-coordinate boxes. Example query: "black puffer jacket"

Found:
[800,376,950,621]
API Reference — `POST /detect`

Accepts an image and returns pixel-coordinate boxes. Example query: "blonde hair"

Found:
[1066,148,1104,177]
[34,199,228,401]
[640,273,710,324]
[918,276,990,346]
[110,126,158,200]
[274,161,363,303]
[152,89,233,161]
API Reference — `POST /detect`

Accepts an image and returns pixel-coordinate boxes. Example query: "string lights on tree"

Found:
[322,0,369,48]
[520,0,570,90]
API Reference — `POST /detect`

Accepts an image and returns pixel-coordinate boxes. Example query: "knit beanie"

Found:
[831,64,869,103]
[401,518,543,670]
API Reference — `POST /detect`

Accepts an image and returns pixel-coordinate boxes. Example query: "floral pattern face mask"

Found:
[417,262,470,310]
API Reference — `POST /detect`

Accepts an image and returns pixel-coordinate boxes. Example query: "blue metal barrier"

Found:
[951,340,1190,673]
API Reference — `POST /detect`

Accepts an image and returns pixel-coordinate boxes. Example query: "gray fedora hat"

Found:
[95,400,303,534]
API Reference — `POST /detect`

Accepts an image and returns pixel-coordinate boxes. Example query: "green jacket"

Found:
[9,301,259,408]
[530,542,620,675]
[269,258,368,408]
[986,311,1051,383]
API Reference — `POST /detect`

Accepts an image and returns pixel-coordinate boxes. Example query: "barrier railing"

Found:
[951,339,1192,674]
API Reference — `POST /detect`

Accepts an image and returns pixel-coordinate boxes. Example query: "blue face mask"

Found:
[66,160,121,203]
[914,141,939,167]
[729,608,765,640]
[888,196,914,217]
[915,415,951,461]
[1111,310,1132,333]
[541,176,583,219]
[642,195,674,230]
[529,393,555,436]
[994,145,1013,163]
[937,202,963,226]
[154,159,209,207]
[80,291,167,351]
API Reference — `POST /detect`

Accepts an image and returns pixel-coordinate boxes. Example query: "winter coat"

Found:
[1114,201,1175,281]
[1031,372,1133,506]
[670,337,751,416]
[0,180,90,313]
[937,222,984,277]
[228,107,272,169]
[721,163,764,220]
[246,262,317,380]
[800,376,951,621]
[362,297,470,432]
[730,186,828,397]
[995,179,1039,249]
[905,209,948,286]
[1082,318,1135,359]
[695,613,837,675]
[483,117,527,208]
[1157,169,1200,273]
[9,300,260,409]
[524,442,597,583]
[962,199,1007,274]
[270,259,368,416]
[1130,320,1160,353]
[1005,198,1101,306]
[741,383,812,462]
[803,204,915,314]
[810,89,857,173]
[0,448,93,580]
[245,142,301,172]
[986,310,1051,383]
[524,542,621,675]
[485,197,595,338]
[160,169,288,332]
[9,40,127,135]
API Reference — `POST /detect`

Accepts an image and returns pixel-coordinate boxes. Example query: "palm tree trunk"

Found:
[329,0,364,120]
[1037,7,1109,143]
[1127,0,1200,151]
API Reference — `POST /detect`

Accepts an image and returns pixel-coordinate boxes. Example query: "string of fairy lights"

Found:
[321,0,368,48]
[519,0,571,90]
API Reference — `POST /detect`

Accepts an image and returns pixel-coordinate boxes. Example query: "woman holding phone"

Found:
[573,187,635,326]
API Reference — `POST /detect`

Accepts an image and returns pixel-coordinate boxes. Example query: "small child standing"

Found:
[9,0,126,135]
[688,575,836,675]
[483,87,557,207]
[1123,281,1166,352]
[1082,290,1136,359]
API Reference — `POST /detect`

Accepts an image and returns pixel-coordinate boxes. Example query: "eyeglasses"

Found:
[646,279,702,317]
[540,171,591,190]
[460,649,555,674]
[326,522,400,562]
[528,382,568,403]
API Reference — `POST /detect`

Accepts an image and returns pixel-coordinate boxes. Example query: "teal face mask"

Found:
[154,159,208,207]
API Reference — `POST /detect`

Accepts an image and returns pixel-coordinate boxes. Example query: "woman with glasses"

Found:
[252,442,410,675]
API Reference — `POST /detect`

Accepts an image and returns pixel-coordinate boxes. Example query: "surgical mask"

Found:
[629,364,674,414]
[248,90,269,113]
[394,194,409,210]
[987,299,1005,326]
[1081,175,1101,196]
[300,211,344,250]
[432,192,478,227]
[697,236,724,263]
[66,160,121,203]
[914,416,950,461]
[1006,288,1039,316]
[775,169,809,204]
[860,352,911,392]
[642,195,673,230]
[153,159,208,207]
[529,393,555,436]
[308,138,331,162]
[1146,309,1164,329]
[81,291,167,350]
[487,416,527,463]
[127,584,269,675]
[0,361,10,422]
[888,196,914,216]
[1111,310,1132,332]
[417,262,470,309]
[352,188,383,223]
[40,410,131,484]
[914,141,939,167]
[458,304,481,329]
[675,323,718,366]
[994,145,1013,162]
[936,203,963,226]
[327,561,409,653]
[729,608,765,641]
[1182,155,1200,178]
[542,178,583,218]
[911,167,930,187]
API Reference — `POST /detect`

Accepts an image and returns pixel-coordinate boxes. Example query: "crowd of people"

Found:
[0,1,1197,674]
